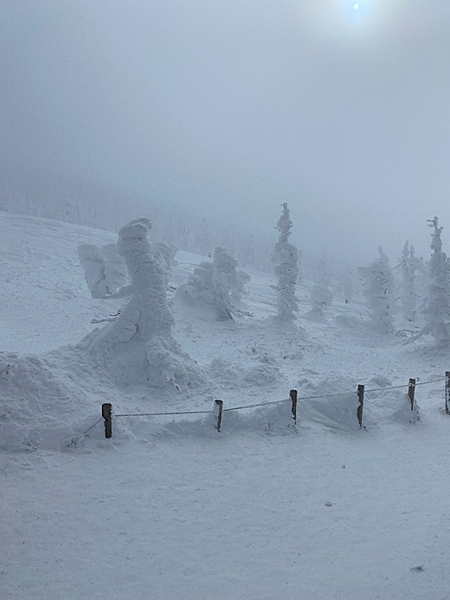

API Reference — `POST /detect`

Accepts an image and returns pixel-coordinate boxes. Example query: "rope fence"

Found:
[87,371,450,439]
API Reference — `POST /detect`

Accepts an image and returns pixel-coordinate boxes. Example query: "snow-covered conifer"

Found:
[409,217,450,345]
[397,241,420,321]
[213,247,240,320]
[178,262,215,306]
[177,247,250,320]
[85,218,203,389]
[305,253,333,321]
[358,246,395,334]
[272,203,299,320]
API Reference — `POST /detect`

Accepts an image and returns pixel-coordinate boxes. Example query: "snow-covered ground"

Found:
[1,212,449,600]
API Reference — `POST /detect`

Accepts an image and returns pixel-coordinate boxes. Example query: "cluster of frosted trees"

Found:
[356,217,450,345]
[269,208,450,346]
[407,217,450,345]
[79,207,450,353]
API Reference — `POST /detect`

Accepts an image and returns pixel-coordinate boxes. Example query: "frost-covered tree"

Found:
[153,241,177,289]
[358,246,395,334]
[408,217,450,345]
[84,218,203,390]
[397,241,420,321]
[305,253,333,321]
[213,247,240,320]
[177,247,249,320]
[78,243,127,298]
[307,285,333,322]
[181,261,215,306]
[272,203,299,320]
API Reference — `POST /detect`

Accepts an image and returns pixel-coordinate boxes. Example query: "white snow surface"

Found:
[1,212,450,600]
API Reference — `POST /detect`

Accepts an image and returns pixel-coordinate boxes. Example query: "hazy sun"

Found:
[353,3,360,9]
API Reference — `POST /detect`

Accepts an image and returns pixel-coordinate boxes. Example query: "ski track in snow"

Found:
[1,212,450,600]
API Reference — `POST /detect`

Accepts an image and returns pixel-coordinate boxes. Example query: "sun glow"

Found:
[302,0,408,39]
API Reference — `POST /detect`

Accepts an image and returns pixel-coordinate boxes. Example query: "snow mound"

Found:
[209,357,281,389]
[0,349,99,450]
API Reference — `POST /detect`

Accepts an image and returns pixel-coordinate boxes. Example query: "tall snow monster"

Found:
[272,203,299,320]
[83,218,203,390]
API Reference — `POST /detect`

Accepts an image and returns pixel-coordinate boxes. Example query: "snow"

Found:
[1,212,450,600]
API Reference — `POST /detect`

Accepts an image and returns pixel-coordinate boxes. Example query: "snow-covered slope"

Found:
[1,212,449,600]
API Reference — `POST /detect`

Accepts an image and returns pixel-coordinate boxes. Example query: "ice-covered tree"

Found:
[177,261,215,306]
[358,246,395,334]
[177,247,250,320]
[397,241,420,322]
[213,247,240,320]
[272,203,299,320]
[408,217,450,345]
[305,253,333,321]
[84,218,203,390]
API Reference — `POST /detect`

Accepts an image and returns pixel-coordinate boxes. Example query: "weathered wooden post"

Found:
[357,385,365,428]
[445,372,450,416]
[408,378,416,412]
[214,399,223,432]
[290,389,298,425]
[102,403,112,438]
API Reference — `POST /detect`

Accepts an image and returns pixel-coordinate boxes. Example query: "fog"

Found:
[1,0,449,262]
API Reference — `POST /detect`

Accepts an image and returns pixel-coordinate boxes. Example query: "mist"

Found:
[1,0,449,262]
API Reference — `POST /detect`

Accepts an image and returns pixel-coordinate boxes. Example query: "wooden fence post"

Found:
[102,403,112,438]
[408,378,416,412]
[214,399,223,432]
[290,389,298,425]
[445,372,450,416]
[357,385,365,428]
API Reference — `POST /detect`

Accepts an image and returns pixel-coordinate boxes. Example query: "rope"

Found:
[110,377,446,418]
[81,416,103,436]
[364,383,410,393]
[365,378,444,393]
[415,378,444,387]
[115,409,211,417]
[223,398,287,412]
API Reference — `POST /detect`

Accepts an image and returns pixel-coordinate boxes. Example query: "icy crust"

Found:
[81,218,206,390]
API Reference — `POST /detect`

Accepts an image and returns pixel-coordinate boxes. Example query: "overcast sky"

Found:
[1,0,449,261]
